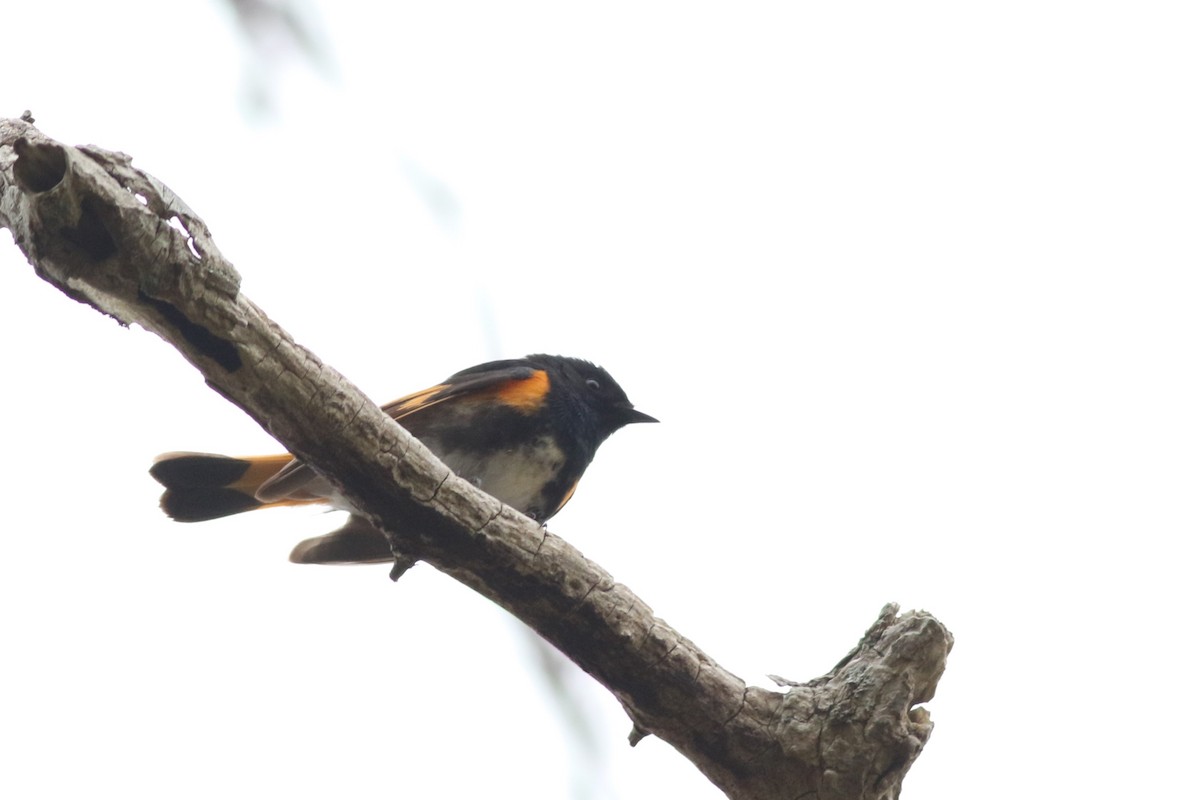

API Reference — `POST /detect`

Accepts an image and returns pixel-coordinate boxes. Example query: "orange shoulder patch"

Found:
[494,369,550,412]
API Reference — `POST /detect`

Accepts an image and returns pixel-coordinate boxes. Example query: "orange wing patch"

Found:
[381,367,549,421]
[493,370,550,412]
[384,384,450,420]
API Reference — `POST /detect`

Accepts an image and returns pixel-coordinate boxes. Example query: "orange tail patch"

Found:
[151,452,326,522]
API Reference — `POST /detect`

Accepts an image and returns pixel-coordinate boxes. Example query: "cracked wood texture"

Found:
[0,117,953,800]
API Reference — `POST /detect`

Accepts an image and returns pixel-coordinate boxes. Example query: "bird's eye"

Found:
[585,378,601,391]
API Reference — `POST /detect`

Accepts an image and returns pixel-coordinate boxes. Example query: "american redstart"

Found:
[150,354,655,572]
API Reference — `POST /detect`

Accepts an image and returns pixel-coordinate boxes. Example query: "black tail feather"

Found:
[150,453,255,489]
[160,487,263,522]
[151,453,264,522]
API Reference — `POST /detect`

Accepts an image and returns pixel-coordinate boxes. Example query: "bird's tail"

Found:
[150,452,323,522]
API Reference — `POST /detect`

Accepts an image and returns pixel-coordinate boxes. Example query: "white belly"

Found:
[438,436,566,516]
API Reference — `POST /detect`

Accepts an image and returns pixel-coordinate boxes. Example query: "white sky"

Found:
[2,2,1198,798]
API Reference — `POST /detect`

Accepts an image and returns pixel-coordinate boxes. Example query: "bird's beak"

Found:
[622,407,658,424]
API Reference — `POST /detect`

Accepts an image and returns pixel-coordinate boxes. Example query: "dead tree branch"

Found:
[0,117,952,800]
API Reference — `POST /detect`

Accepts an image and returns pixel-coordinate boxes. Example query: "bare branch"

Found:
[1,117,952,800]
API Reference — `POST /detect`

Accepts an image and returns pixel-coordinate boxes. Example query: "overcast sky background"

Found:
[2,2,1197,798]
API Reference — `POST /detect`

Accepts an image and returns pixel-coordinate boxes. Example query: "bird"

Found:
[150,354,655,573]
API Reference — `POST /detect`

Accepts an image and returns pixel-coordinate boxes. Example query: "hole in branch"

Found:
[12,139,67,193]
